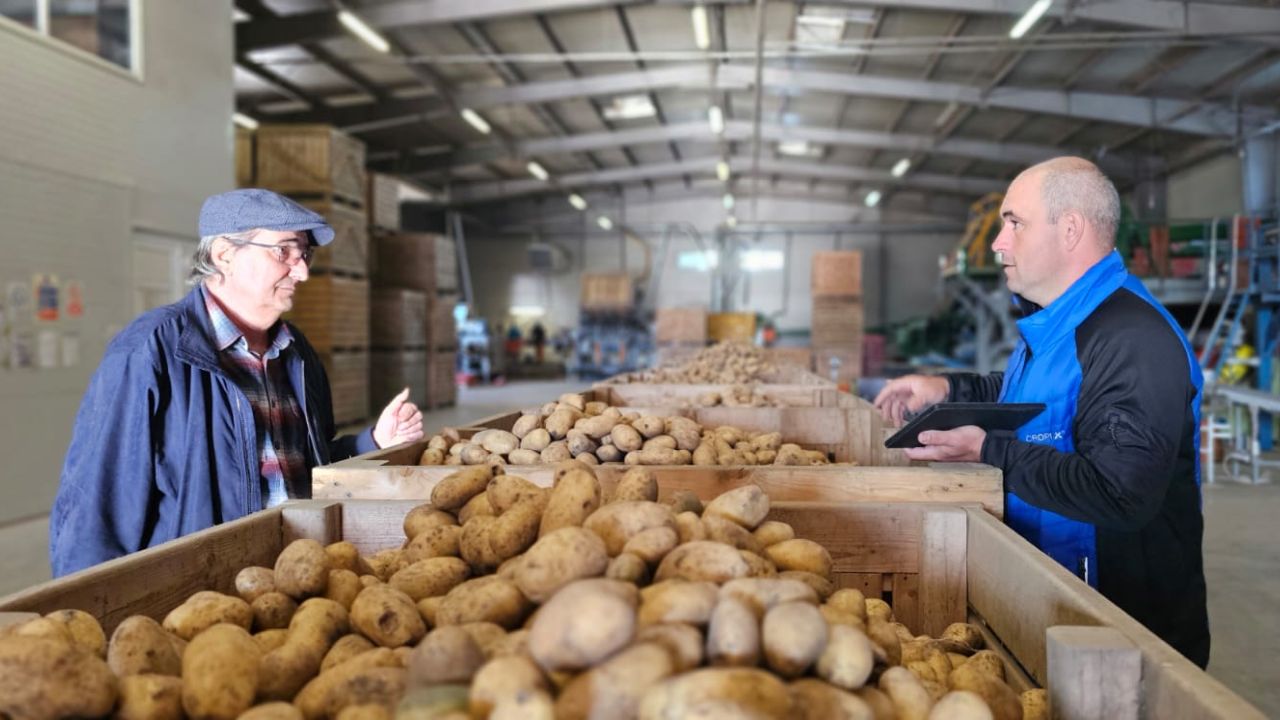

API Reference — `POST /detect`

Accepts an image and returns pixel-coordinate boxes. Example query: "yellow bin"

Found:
[706,312,756,342]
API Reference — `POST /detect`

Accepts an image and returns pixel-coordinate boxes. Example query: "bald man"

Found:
[875,157,1209,667]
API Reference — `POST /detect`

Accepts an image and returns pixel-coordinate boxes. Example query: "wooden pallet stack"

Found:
[653,306,706,366]
[810,250,864,385]
[257,124,372,426]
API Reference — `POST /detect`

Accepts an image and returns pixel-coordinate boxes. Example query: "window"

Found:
[1,0,135,72]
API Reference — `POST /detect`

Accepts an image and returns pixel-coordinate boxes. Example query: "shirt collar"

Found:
[200,285,294,356]
[1014,250,1128,353]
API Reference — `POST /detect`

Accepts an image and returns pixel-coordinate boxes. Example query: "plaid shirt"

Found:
[202,288,309,507]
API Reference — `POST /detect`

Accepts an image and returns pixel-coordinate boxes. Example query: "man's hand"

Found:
[373,387,424,448]
[873,374,951,425]
[904,426,986,463]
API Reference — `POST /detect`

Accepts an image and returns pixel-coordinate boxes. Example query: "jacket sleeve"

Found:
[980,320,1194,532]
[946,372,1004,402]
[50,348,163,577]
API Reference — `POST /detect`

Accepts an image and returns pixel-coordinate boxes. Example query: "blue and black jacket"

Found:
[948,250,1210,667]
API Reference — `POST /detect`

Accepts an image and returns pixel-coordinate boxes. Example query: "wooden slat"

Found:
[917,507,967,637]
[341,501,420,554]
[968,610,1038,694]
[836,573,886,600]
[767,502,922,574]
[255,124,366,203]
[1047,626,1141,720]
[281,501,344,546]
[287,276,369,352]
[891,572,920,633]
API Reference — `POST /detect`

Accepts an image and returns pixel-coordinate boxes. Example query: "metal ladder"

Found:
[1197,215,1250,377]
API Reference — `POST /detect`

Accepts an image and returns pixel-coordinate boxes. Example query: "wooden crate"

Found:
[286,276,369,352]
[370,349,428,414]
[371,288,428,349]
[318,350,369,425]
[367,172,402,232]
[426,350,456,408]
[0,500,1259,719]
[707,312,755,343]
[812,295,864,349]
[581,273,634,312]
[429,294,458,350]
[372,232,457,295]
[297,198,369,277]
[812,250,862,297]
[235,127,254,187]
[594,382,849,408]
[654,306,707,344]
[254,124,367,205]
[765,346,812,370]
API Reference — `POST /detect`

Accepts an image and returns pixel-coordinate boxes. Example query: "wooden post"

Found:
[1047,625,1141,720]
[281,501,344,546]
[917,507,967,636]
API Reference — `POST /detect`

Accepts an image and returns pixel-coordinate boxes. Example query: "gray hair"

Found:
[188,229,259,285]
[1035,157,1121,247]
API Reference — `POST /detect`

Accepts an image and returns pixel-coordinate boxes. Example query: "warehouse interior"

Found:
[0,0,1278,716]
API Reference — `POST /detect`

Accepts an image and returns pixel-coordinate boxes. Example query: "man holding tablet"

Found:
[874,157,1208,667]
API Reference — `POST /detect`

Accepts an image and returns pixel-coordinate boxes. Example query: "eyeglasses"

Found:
[240,240,315,267]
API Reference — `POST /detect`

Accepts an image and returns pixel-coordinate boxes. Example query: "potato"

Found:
[480,430,520,456]
[432,464,503,511]
[488,496,543,561]
[692,443,717,466]
[181,624,259,720]
[879,666,934,720]
[963,650,1006,680]
[162,591,252,640]
[275,539,331,599]
[325,542,371,576]
[622,525,679,564]
[559,393,587,411]
[470,655,550,718]
[675,511,707,544]
[941,622,985,652]
[606,552,651,584]
[765,539,833,578]
[417,448,445,466]
[790,678,876,720]
[584,501,678,555]
[719,577,818,614]
[642,435,677,451]
[703,484,770,529]
[610,424,644,453]
[540,441,572,463]
[257,598,351,701]
[254,628,289,654]
[402,505,457,541]
[507,449,540,465]
[427,434,451,452]
[668,491,704,515]
[458,492,496,525]
[596,445,624,463]
[459,443,489,465]
[42,609,105,658]
[251,592,299,630]
[777,570,834,601]
[390,557,472,601]
[512,414,542,439]
[322,633,377,672]
[407,626,485,687]
[116,673,183,720]
[544,409,577,440]
[1021,689,1048,720]
[403,524,462,564]
[365,549,405,582]
[566,430,599,457]
[826,589,868,619]
[947,662,1021,720]
[521,428,553,452]
[0,635,117,719]
[489,628,530,658]
[516,526,608,602]
[762,601,827,678]
[639,580,719,626]
[637,667,791,719]
[928,690,995,719]
[241,702,306,720]
[706,596,760,667]
[702,514,764,554]
[453,622,506,659]
[436,576,530,630]
[579,414,620,441]
[815,624,875,690]
[416,596,441,627]
[556,641,677,720]
[539,465,603,537]
[460,516,501,572]
[865,618,902,666]
[655,541,751,584]
[528,579,638,672]
[109,616,182,677]
[295,649,405,720]
[10,616,74,644]
[739,550,778,577]
[578,453,601,466]
[632,416,666,439]
[235,566,277,602]
[752,521,795,548]
[665,418,702,451]
[351,584,426,648]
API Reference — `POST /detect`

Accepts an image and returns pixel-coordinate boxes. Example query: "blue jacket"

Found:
[49,287,377,576]
[949,251,1209,667]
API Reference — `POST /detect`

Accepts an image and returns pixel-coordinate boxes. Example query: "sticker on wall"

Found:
[61,332,80,368]
[10,331,34,369]
[36,329,59,369]
[33,274,59,322]
[6,282,30,326]
[64,280,84,319]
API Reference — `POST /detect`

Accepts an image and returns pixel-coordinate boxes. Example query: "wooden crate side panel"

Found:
[762,502,922,574]
[372,232,443,293]
[367,172,402,231]
[371,289,429,349]
[341,500,421,554]
[812,250,862,297]
[302,200,369,276]
[917,507,968,636]
[429,294,458,349]
[319,350,370,425]
[235,127,254,187]
[0,511,283,634]
[434,235,458,294]
[288,276,370,352]
[600,383,834,407]
[330,131,368,203]
[371,350,428,413]
[965,511,1265,720]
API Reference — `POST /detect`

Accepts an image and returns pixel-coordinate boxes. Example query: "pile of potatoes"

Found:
[611,341,782,385]
[418,393,832,468]
[0,463,1045,720]
[656,384,785,409]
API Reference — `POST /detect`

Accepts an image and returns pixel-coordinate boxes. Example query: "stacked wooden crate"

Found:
[653,306,706,366]
[372,229,459,409]
[257,124,371,425]
[810,250,863,385]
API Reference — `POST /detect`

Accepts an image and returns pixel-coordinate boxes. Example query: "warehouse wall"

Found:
[1168,154,1245,219]
[0,2,234,535]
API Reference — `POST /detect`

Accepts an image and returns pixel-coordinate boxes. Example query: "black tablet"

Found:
[884,402,1047,449]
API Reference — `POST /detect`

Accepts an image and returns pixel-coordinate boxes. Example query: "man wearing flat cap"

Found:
[49,189,424,576]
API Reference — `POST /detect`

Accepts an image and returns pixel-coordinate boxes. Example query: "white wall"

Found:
[0,2,234,525]
[1168,153,1244,220]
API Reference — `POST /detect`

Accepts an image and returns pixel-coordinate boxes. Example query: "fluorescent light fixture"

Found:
[934,101,960,128]
[777,140,823,158]
[865,190,882,208]
[510,305,546,317]
[708,105,724,135]
[598,216,614,230]
[459,108,491,135]
[602,94,656,120]
[527,161,549,181]
[568,193,587,211]
[726,216,738,228]
[338,9,391,53]
[891,158,911,177]
[692,4,710,50]
[232,112,259,130]
[795,14,846,47]
[716,160,731,182]
[741,249,784,272]
[677,249,719,272]
[1009,0,1052,39]
[723,193,735,210]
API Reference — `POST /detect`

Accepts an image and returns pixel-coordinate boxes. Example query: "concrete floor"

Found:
[0,378,1276,714]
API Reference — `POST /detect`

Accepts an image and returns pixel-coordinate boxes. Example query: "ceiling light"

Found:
[934,101,959,128]
[603,94,656,120]
[716,160,731,182]
[692,4,711,50]
[459,108,491,135]
[338,9,391,53]
[726,216,738,228]
[891,158,911,177]
[723,193,735,210]
[598,216,614,230]
[708,105,724,135]
[527,161,549,181]
[232,112,259,130]
[568,193,587,211]
[865,190,882,208]
[777,140,823,158]
[1009,0,1052,39]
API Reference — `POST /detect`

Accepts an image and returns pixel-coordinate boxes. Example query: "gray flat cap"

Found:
[198,188,335,245]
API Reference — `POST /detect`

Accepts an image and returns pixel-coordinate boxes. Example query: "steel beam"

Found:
[836,0,1280,34]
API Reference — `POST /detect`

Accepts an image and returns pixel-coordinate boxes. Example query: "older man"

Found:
[50,189,424,576]
[875,157,1209,667]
